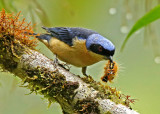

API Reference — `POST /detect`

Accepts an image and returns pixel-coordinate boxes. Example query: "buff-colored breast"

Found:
[42,37,104,67]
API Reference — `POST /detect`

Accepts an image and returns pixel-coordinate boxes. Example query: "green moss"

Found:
[24,66,79,106]
[81,76,132,108]
[0,35,21,72]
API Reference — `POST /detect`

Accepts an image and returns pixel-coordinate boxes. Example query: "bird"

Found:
[36,26,115,76]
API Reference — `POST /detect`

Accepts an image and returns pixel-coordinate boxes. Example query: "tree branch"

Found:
[0,9,139,114]
[0,41,139,114]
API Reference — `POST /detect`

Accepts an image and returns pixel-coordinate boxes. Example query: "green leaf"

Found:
[121,5,160,51]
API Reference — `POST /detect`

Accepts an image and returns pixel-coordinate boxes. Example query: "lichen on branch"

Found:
[0,9,139,114]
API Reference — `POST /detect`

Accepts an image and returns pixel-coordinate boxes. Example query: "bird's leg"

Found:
[62,63,71,71]
[82,67,88,76]
[53,55,71,71]
[53,55,59,69]
[59,63,71,71]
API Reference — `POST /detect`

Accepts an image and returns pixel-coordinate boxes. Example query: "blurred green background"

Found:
[0,0,160,114]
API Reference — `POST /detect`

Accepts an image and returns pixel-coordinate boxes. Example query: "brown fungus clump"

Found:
[0,8,37,48]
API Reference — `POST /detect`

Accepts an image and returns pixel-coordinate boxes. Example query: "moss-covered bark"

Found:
[0,9,139,114]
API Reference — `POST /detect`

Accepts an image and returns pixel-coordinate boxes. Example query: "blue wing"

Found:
[41,26,97,46]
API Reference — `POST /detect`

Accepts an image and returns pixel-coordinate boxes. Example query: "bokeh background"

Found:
[0,0,160,114]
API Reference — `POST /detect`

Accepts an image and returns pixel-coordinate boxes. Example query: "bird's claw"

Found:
[82,67,89,77]
[59,63,71,71]
[53,57,59,69]
[52,55,71,71]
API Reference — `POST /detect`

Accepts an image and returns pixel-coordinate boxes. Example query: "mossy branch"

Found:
[0,9,139,114]
[0,43,138,114]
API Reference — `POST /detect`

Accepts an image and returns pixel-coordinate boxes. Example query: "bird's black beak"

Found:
[104,56,113,63]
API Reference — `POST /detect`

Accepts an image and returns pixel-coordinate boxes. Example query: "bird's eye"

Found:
[98,46,103,52]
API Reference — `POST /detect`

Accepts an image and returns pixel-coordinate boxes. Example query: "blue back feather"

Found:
[41,27,97,46]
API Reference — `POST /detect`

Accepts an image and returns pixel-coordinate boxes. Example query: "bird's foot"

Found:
[53,57,59,69]
[52,55,71,71]
[82,72,89,77]
[82,67,89,77]
[59,63,71,71]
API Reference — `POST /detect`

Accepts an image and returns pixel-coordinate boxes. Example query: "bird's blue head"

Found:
[86,34,115,61]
